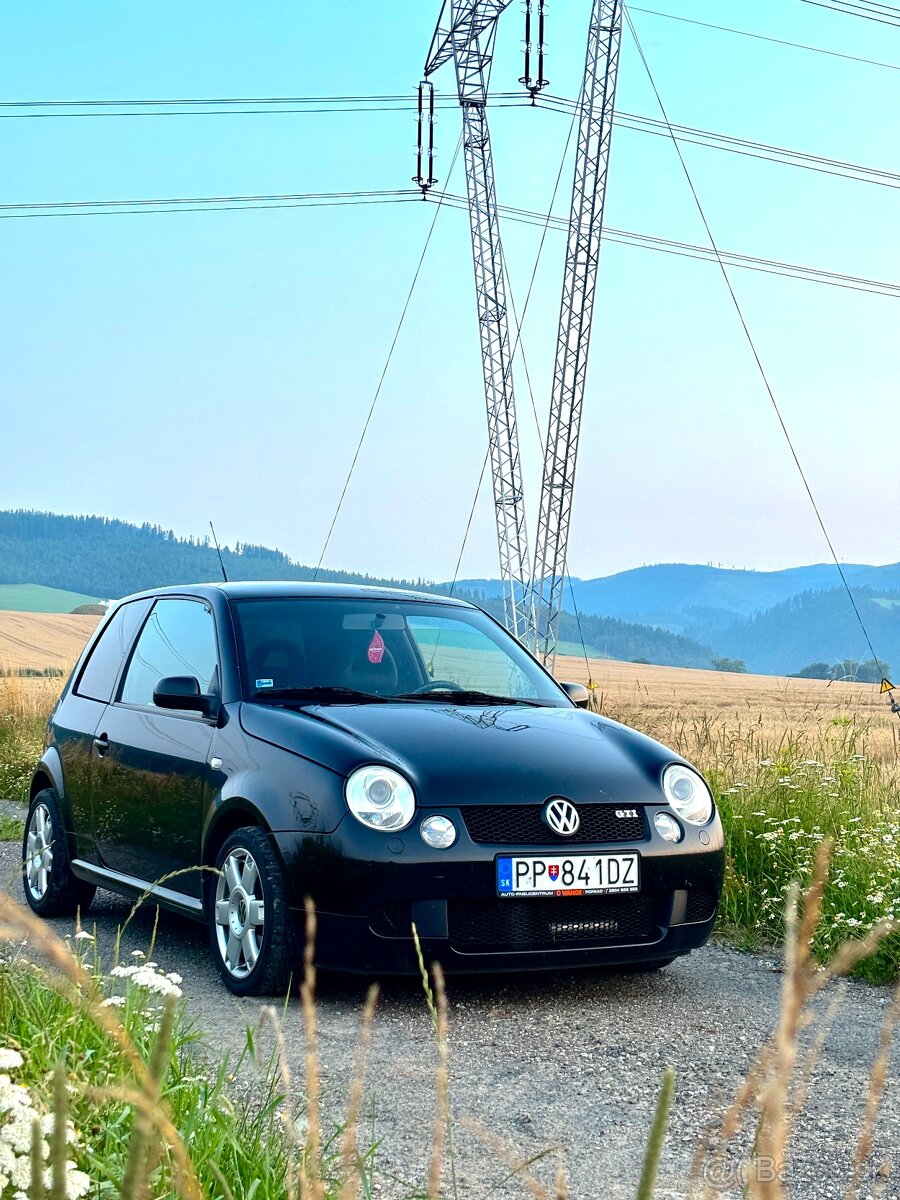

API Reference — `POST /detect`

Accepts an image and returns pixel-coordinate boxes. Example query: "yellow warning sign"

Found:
[880,679,895,694]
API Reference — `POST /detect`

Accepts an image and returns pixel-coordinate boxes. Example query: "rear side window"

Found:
[75,599,152,703]
[120,598,219,709]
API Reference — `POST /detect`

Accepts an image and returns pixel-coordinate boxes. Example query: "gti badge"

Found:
[616,808,638,819]
[543,797,580,837]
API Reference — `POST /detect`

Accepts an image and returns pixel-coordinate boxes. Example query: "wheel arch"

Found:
[30,748,65,806]
[29,751,80,859]
[201,802,269,902]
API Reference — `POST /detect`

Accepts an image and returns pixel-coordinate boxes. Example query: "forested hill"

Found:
[715,587,900,676]
[0,510,717,669]
[0,510,422,598]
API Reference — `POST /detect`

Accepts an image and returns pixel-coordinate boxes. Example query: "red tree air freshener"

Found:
[367,630,386,664]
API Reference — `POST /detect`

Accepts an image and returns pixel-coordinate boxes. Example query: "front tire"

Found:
[208,827,298,996]
[22,789,96,917]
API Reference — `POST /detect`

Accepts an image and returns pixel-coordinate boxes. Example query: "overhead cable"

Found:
[428,191,900,298]
[312,139,463,579]
[629,5,899,69]
[6,92,898,201]
[801,0,900,26]
[624,8,890,676]
[5,185,897,300]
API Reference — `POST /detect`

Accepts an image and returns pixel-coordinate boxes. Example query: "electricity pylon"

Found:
[424,0,533,641]
[531,0,624,666]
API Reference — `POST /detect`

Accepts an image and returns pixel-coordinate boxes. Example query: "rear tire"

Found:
[22,789,96,918]
[208,826,298,996]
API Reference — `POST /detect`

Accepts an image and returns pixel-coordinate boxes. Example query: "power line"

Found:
[0,188,414,211]
[7,89,899,201]
[624,9,888,676]
[629,5,900,70]
[5,184,896,301]
[543,101,900,193]
[0,92,479,107]
[0,94,535,120]
[429,191,900,298]
[0,190,424,220]
[312,139,463,579]
[801,0,900,26]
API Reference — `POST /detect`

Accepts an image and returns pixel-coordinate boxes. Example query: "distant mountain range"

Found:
[1,510,897,678]
[455,562,900,631]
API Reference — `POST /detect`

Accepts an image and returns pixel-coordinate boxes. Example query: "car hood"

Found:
[238,701,681,808]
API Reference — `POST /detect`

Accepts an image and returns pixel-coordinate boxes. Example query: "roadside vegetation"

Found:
[591,689,900,984]
[0,675,55,804]
[0,815,24,843]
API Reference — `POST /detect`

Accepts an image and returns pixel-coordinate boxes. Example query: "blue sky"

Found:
[2,1,898,582]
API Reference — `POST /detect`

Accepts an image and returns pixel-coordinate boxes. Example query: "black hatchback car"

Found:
[24,582,724,994]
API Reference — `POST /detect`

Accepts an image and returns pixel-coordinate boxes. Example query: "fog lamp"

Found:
[420,815,457,849]
[654,811,683,843]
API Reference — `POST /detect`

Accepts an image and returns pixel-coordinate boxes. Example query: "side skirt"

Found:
[71,859,205,922]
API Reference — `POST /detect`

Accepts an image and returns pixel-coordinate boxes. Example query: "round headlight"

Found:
[345,766,415,831]
[420,815,457,849]
[662,764,713,826]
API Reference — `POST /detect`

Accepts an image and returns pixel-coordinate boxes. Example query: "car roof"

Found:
[115,580,475,608]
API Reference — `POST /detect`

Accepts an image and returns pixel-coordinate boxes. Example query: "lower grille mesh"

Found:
[448,895,659,951]
[369,901,412,938]
[684,888,718,924]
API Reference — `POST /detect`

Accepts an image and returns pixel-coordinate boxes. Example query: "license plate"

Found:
[496,852,640,897]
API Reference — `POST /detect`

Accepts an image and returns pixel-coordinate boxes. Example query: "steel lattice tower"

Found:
[425,0,532,640]
[531,0,623,666]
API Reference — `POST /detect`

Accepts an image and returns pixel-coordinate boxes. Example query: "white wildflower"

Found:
[110,963,182,998]
[0,1050,23,1071]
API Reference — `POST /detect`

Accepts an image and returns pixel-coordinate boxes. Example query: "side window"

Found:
[75,599,152,703]
[120,598,219,710]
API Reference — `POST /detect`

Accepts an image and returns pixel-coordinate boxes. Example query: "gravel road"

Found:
[2,836,898,1199]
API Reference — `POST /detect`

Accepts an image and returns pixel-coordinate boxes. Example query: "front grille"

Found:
[684,888,718,924]
[369,901,412,938]
[462,804,645,846]
[448,894,659,951]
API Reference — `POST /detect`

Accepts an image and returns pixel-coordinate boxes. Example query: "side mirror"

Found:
[153,675,218,718]
[560,681,590,709]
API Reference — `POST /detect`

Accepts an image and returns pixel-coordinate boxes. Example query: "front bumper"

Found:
[272,808,725,975]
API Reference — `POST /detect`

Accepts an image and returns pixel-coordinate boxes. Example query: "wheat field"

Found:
[0,609,101,673]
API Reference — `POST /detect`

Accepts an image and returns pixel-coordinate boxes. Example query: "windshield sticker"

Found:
[255,678,274,689]
[367,630,385,664]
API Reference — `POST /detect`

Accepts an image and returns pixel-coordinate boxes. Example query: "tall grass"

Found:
[591,695,900,983]
[0,674,57,803]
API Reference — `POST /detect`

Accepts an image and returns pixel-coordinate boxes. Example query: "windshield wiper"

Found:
[252,686,390,705]
[394,689,548,707]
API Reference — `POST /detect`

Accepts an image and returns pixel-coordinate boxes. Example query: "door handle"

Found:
[93,734,110,758]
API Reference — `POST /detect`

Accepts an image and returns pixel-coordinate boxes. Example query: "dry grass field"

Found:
[556,651,899,762]
[0,608,101,673]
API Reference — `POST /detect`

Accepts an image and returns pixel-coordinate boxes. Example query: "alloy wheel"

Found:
[25,802,54,901]
[214,847,266,979]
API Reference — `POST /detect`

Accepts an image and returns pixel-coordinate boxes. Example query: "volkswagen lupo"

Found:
[24,583,724,994]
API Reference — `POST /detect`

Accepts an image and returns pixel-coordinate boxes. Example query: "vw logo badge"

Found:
[544,797,580,837]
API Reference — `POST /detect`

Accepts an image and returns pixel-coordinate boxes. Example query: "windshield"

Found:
[230,597,569,706]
